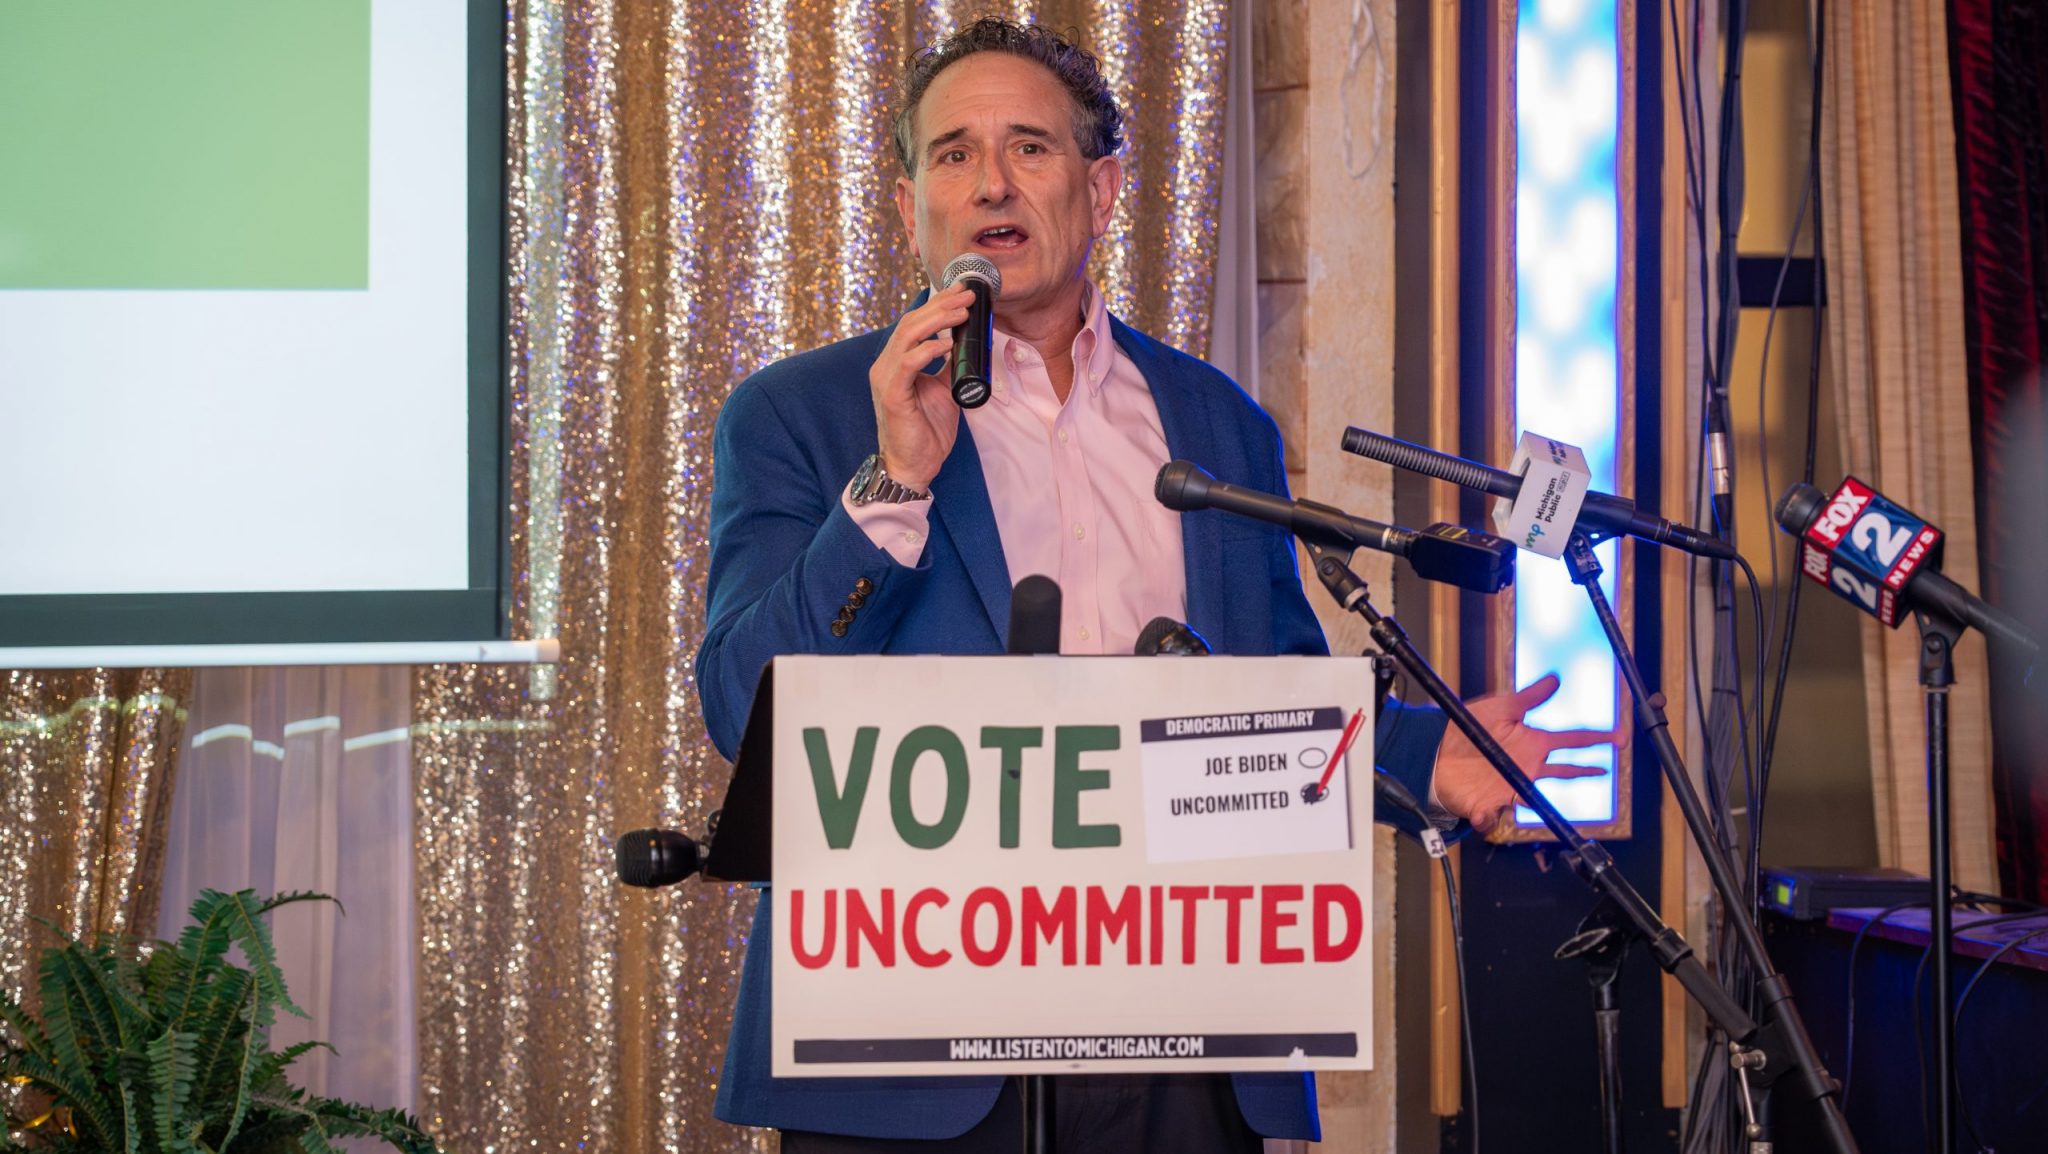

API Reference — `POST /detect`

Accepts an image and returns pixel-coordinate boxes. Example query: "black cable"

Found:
[1952,923,2048,1151]
[1756,0,1829,873]
[1734,555,1769,899]
[1839,898,1933,1114]
[1442,853,1478,1154]
[1907,907,2044,1144]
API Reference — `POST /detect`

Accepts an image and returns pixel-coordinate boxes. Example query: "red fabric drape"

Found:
[1949,0,2048,903]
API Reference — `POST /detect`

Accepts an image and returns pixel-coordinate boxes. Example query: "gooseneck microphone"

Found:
[940,254,1000,409]
[1775,480,2039,656]
[1155,460,1517,595]
[1341,427,1738,561]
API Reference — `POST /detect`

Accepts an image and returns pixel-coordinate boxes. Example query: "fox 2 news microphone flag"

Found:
[1786,478,1944,628]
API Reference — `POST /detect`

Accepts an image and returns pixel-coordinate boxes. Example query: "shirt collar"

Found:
[988,281,1116,405]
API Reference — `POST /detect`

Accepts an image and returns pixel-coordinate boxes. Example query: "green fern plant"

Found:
[0,889,437,1153]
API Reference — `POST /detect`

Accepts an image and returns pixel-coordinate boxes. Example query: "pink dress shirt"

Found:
[844,281,1187,655]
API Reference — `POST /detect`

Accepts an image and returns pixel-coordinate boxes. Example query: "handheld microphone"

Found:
[616,828,703,888]
[1154,460,1516,594]
[1341,427,1739,561]
[1774,479,2039,655]
[1135,616,1212,655]
[940,254,1000,409]
[1008,574,1062,655]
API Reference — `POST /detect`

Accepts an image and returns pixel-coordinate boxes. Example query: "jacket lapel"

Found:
[1111,316,1227,642]
[930,417,1013,645]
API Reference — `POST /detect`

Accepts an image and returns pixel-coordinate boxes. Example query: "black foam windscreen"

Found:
[1007,575,1063,656]
[616,828,702,888]
[1135,616,1212,655]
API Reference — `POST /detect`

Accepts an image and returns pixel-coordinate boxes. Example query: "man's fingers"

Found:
[1534,726,1613,752]
[1533,759,1605,780]
[1510,672,1563,712]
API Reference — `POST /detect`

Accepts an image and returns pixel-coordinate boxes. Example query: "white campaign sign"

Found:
[770,655,1377,1078]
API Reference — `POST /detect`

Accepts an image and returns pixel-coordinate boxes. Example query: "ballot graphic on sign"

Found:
[1138,707,1355,863]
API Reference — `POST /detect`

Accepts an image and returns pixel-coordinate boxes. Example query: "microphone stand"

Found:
[1301,541,1857,1154]
[1914,609,1963,1154]
[1554,531,1857,1153]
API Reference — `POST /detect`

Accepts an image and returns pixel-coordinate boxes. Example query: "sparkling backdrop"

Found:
[0,670,188,1001]
[411,1,1234,1149]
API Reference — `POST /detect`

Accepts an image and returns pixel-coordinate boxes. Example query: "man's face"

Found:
[895,52,1121,326]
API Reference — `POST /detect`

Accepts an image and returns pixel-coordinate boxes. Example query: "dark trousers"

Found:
[778,1074,1267,1154]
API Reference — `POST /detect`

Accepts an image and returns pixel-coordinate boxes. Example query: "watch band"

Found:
[851,453,930,505]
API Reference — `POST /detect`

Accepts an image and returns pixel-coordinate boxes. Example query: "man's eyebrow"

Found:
[922,123,1061,161]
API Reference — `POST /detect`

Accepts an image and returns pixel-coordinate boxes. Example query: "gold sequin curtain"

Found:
[412,1,1232,1150]
[0,670,189,1002]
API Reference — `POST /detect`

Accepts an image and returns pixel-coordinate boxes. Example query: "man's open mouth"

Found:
[975,226,1029,249]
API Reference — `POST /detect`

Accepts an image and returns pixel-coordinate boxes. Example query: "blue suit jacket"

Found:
[694,313,1449,1140]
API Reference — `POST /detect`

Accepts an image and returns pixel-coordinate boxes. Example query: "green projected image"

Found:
[0,2,372,290]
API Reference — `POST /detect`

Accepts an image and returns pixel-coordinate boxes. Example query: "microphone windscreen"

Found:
[1154,460,1211,511]
[1774,482,1828,536]
[617,828,701,888]
[940,253,1002,296]
[1008,575,1063,655]
[1135,616,1213,655]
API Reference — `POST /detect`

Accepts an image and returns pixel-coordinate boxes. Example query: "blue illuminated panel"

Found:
[1513,0,1619,826]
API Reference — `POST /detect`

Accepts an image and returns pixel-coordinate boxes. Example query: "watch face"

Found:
[851,454,881,502]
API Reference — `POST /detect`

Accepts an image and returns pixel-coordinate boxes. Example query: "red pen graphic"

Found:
[1308,708,1365,803]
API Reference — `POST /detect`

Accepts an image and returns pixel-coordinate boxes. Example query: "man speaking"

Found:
[694,18,1606,1151]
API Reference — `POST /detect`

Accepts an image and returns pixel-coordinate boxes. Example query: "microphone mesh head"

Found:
[940,253,1002,296]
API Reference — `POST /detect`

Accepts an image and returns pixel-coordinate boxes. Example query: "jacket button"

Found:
[830,620,849,638]
[848,591,867,608]
[855,577,875,594]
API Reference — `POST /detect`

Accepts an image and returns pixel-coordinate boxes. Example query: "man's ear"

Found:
[1087,153,1123,239]
[894,175,921,261]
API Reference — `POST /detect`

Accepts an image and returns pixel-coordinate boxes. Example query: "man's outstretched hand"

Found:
[1429,673,1617,836]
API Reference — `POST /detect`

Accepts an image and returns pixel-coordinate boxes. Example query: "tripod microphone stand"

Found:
[1554,531,1857,1153]
[1304,539,1859,1154]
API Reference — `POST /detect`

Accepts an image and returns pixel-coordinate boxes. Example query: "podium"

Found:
[707,654,1383,1081]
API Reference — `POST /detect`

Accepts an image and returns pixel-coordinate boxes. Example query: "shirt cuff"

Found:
[1424,779,1460,832]
[842,481,934,568]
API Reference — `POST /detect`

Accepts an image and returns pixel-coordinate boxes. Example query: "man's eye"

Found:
[1018,142,1042,154]
[942,150,967,164]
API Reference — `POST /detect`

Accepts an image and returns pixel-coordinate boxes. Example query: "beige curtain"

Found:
[411,2,1236,1150]
[1819,3,1996,892]
[0,669,188,1003]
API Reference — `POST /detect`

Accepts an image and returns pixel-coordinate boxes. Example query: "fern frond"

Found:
[203,891,313,1022]
[146,1027,200,1154]
[37,948,122,1071]
[0,986,57,1066]
[11,1049,119,1150]
[300,1101,438,1154]
[187,968,254,1100]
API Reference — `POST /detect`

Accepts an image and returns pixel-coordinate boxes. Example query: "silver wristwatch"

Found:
[849,453,930,506]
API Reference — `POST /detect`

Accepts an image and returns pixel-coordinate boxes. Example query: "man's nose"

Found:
[975,154,1013,204]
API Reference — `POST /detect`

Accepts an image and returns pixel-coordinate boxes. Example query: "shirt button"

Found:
[1057,429,1069,445]
[905,531,923,545]
[1072,523,1085,540]
[1079,627,1092,641]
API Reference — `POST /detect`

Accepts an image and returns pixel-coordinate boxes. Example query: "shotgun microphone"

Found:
[1154,460,1516,594]
[1341,427,1738,561]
